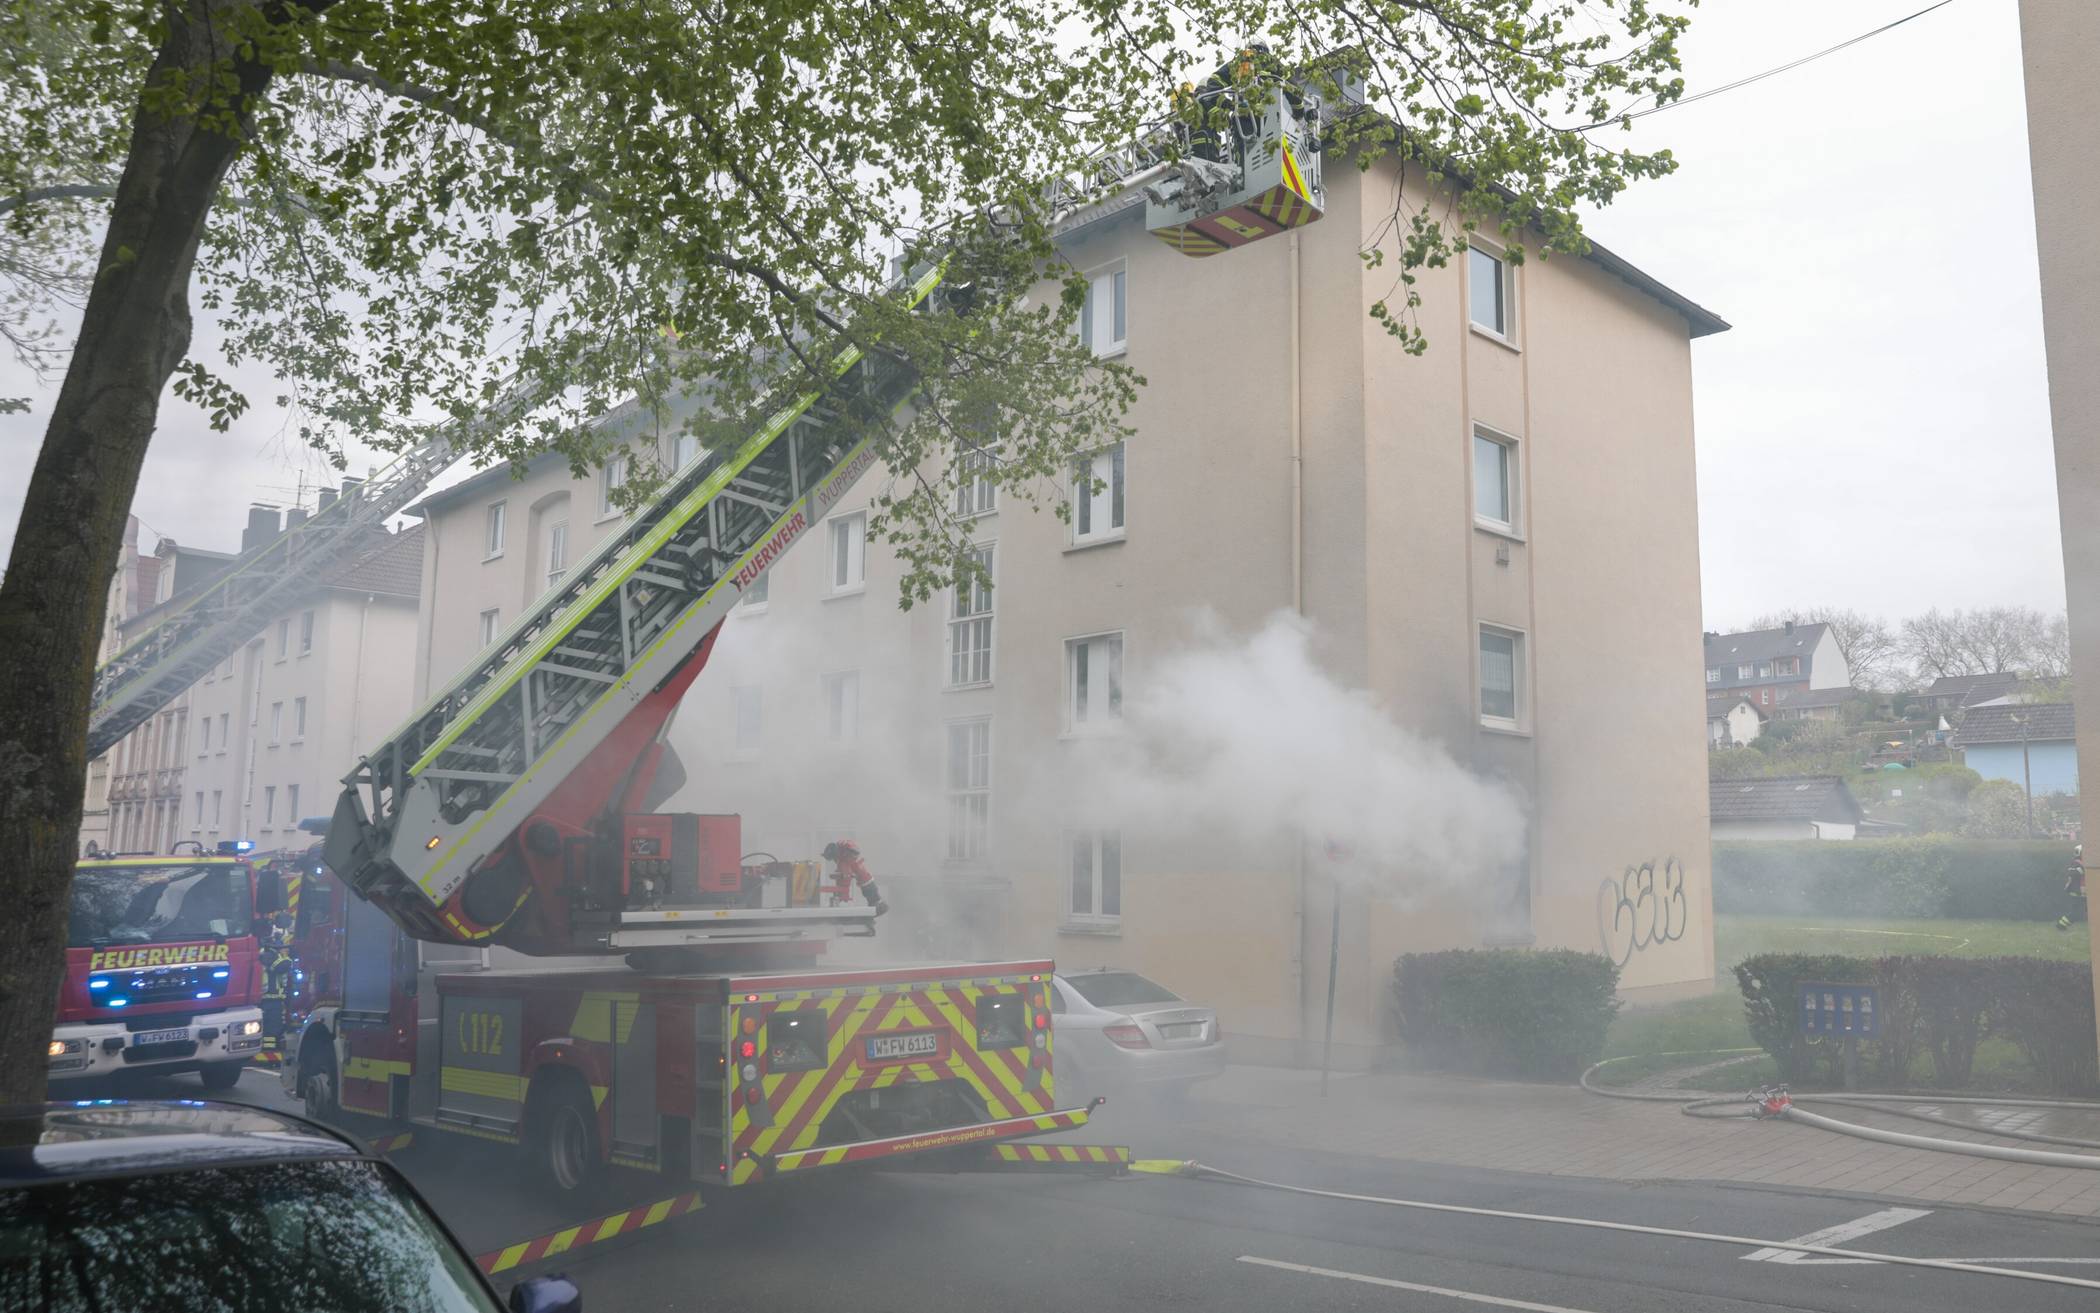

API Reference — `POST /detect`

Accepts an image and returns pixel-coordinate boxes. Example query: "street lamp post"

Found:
[2012,712,2035,837]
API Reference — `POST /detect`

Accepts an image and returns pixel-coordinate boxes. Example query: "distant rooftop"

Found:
[1709,775,1863,825]
[1954,701,2075,746]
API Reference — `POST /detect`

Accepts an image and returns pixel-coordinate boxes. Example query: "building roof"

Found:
[1952,701,2076,746]
[1702,623,1830,690]
[406,450,573,517]
[1706,692,1765,721]
[1709,775,1864,825]
[324,526,424,599]
[1783,687,1857,710]
[1925,672,2023,706]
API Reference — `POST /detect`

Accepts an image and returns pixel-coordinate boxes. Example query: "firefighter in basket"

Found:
[822,839,889,916]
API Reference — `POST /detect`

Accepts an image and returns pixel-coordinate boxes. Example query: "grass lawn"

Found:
[1595,913,2091,1091]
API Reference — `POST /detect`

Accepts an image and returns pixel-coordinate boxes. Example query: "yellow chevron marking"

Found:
[643,1198,675,1226]
[493,1243,531,1273]
[344,1057,410,1082]
[441,1066,527,1102]
[754,999,880,1154]
[590,1085,607,1110]
[568,991,641,1044]
[543,1225,584,1257]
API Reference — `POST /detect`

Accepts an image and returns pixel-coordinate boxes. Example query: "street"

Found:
[106,1066,2100,1313]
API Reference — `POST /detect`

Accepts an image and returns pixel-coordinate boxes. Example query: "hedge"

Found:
[1735,953,2098,1095]
[1391,950,1621,1080]
[1714,839,2079,923]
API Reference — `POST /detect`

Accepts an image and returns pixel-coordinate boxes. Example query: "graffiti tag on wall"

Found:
[1597,858,1690,967]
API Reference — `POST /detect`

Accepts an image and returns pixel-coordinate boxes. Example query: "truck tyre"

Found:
[300,1040,339,1125]
[199,1061,245,1092]
[530,1076,605,1197]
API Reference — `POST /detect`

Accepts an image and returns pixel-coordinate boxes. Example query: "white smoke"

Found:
[1056,610,1528,899]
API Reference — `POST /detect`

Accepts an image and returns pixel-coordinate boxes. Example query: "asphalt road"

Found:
[109,1067,2100,1313]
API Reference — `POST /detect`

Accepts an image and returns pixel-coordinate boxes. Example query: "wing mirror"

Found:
[508,1273,581,1313]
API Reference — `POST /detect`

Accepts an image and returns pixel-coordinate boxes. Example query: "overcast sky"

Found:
[0,0,2064,628]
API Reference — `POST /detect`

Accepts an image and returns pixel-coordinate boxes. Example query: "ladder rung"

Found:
[420,767,522,785]
[537,660,620,684]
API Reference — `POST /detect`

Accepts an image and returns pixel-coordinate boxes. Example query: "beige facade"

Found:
[182,524,422,854]
[412,159,1723,1060]
[2018,0,2100,1032]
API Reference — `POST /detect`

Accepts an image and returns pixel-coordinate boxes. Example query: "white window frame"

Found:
[217,713,229,753]
[1063,631,1125,735]
[269,701,283,745]
[673,432,702,470]
[1737,664,1753,680]
[479,608,502,648]
[1468,238,1517,345]
[731,685,763,757]
[194,791,205,829]
[739,571,770,613]
[1066,830,1123,924]
[292,695,307,740]
[199,717,211,755]
[1071,443,1126,547]
[274,618,290,661]
[599,451,630,519]
[287,783,300,826]
[822,670,860,743]
[211,791,223,829]
[946,544,996,689]
[1470,424,1522,537]
[263,785,276,827]
[953,449,998,519]
[1478,624,1527,733]
[1077,262,1127,358]
[546,519,569,584]
[945,717,992,863]
[1705,668,1721,684]
[827,511,867,596]
[484,500,507,559]
[299,609,315,655]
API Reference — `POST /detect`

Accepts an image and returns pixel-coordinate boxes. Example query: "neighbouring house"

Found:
[1702,622,1850,718]
[1771,686,1856,724]
[1709,775,1864,841]
[1918,672,2024,715]
[183,508,423,854]
[1707,693,1765,747]
[1953,701,2078,799]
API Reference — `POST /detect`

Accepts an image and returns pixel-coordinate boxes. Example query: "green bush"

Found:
[1733,953,2098,1096]
[1391,950,1621,1080]
[1714,838,2078,922]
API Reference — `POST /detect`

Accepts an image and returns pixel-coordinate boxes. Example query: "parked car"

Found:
[0,1099,579,1313]
[1051,969,1225,1101]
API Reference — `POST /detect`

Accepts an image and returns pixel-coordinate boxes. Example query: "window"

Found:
[269,701,283,744]
[194,792,205,827]
[299,609,315,654]
[733,686,762,753]
[947,546,995,687]
[829,512,866,593]
[1068,831,1122,922]
[741,572,770,610]
[673,432,701,470]
[954,450,997,518]
[479,608,501,647]
[211,791,223,828]
[199,717,211,754]
[1479,626,1525,729]
[546,520,568,584]
[1072,444,1126,545]
[1777,688,1790,703]
[218,713,229,750]
[293,696,307,739]
[263,786,276,826]
[275,618,290,660]
[1736,665,1752,680]
[1757,661,1773,679]
[287,784,300,826]
[1705,668,1721,684]
[599,451,630,516]
[1077,264,1126,356]
[946,719,992,862]
[1472,428,1519,533]
[1065,632,1124,732]
[1760,688,1772,707]
[823,671,860,742]
[1469,243,1514,339]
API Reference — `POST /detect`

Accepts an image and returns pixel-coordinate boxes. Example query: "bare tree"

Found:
[1746,608,1903,690]
[1900,607,2067,682]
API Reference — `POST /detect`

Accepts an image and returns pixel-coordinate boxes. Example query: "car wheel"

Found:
[199,1061,245,1092]
[532,1079,604,1196]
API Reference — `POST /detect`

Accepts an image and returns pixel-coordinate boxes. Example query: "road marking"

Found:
[1238,1257,1600,1313]
[1742,1206,1931,1265]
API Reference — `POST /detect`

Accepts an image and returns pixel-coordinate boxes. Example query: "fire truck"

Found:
[49,847,276,1088]
[85,74,1342,1191]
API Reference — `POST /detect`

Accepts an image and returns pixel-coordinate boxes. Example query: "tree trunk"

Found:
[0,2,278,1104]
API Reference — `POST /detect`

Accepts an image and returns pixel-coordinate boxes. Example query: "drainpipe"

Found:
[350,593,375,755]
[1289,230,1310,1057]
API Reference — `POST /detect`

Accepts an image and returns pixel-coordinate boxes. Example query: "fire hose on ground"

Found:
[1580,1049,2100,1167]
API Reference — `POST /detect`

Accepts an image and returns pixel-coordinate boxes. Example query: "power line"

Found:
[1588,0,1959,130]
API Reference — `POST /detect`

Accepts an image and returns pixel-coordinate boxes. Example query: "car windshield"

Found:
[67,864,252,947]
[0,1158,499,1313]
[1065,971,1179,1007]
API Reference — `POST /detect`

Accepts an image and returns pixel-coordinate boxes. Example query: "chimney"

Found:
[1783,620,1795,635]
[241,505,281,555]
[285,508,309,530]
[340,476,365,501]
[318,487,338,512]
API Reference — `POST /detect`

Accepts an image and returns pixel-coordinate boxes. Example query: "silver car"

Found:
[1051,969,1226,1101]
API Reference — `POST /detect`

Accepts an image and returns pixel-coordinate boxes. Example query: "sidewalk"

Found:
[1171,1064,2100,1219]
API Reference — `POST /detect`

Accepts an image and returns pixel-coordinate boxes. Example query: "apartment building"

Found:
[412,154,1726,1064]
[182,519,422,852]
[1701,621,1851,715]
[94,533,237,855]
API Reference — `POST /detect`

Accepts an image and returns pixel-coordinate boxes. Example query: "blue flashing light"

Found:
[106,998,128,1008]
[294,970,305,982]
[194,991,213,1000]
[211,969,230,979]
[88,979,109,991]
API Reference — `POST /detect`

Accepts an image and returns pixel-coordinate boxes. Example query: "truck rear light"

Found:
[740,1063,759,1082]
[1031,1033,1047,1050]
[738,1039,757,1060]
[1102,1023,1149,1050]
[745,1088,761,1105]
[1032,1013,1049,1029]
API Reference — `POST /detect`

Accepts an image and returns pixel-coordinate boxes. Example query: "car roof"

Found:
[0,1100,365,1187]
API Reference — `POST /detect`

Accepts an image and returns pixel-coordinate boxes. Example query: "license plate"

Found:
[865,1032,939,1061]
[134,1028,189,1045]
[1160,1023,1204,1040]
